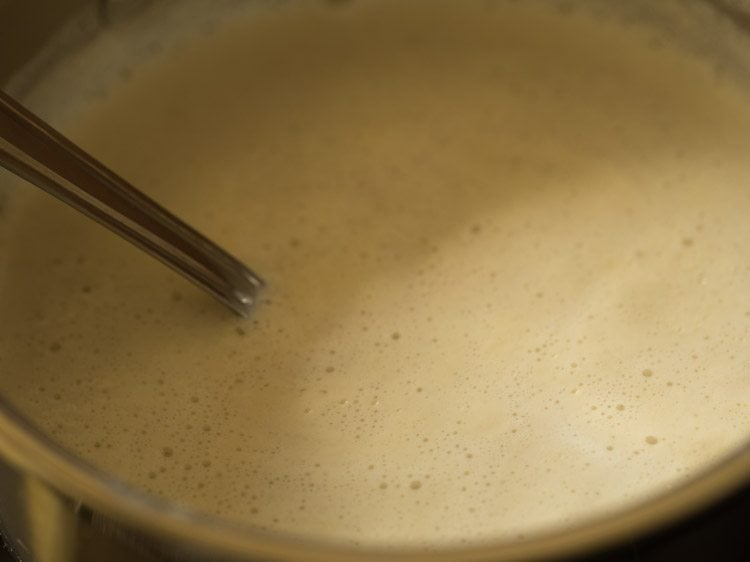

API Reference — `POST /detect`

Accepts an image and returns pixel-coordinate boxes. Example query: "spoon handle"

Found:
[0,90,262,317]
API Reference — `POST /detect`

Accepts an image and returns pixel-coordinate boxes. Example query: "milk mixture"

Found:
[1,0,749,547]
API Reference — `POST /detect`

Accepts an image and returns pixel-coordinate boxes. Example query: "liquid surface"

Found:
[1,0,750,547]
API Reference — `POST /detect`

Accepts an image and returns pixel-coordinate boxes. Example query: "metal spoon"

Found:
[0,90,262,317]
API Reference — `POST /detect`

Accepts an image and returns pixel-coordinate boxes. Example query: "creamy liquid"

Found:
[1,0,750,547]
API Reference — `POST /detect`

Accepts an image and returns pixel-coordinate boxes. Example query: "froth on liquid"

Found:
[1,0,750,548]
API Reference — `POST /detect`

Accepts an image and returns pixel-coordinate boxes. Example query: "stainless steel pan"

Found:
[1,1,749,560]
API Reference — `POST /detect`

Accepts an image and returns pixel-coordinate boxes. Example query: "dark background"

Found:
[574,477,750,562]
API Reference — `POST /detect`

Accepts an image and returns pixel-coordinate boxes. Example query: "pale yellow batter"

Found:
[1,0,750,548]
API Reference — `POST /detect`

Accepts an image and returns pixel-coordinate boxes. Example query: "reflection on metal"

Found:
[23,478,77,562]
